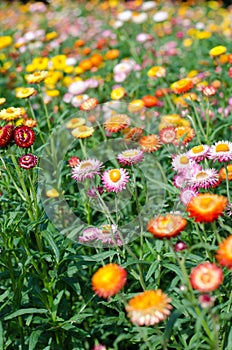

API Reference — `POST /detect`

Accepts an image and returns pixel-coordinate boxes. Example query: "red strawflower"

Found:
[14,126,35,148]
[0,124,14,147]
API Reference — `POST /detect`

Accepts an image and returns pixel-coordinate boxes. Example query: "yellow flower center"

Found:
[80,161,92,169]
[196,171,208,180]
[215,143,229,152]
[123,150,138,157]
[180,156,189,164]
[192,145,204,154]
[6,108,13,113]
[200,197,213,208]
[109,169,121,182]
[22,88,30,94]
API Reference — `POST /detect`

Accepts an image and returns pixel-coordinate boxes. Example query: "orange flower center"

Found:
[196,171,208,180]
[109,169,121,182]
[6,108,13,113]
[192,145,204,154]
[201,272,211,283]
[34,72,41,76]
[180,155,189,164]
[215,144,229,152]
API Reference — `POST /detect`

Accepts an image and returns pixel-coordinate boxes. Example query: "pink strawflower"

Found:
[180,187,198,205]
[208,140,232,163]
[159,127,176,144]
[187,144,210,162]
[18,153,38,169]
[102,168,129,193]
[72,159,103,182]
[117,149,144,166]
[187,168,219,190]
[91,344,107,350]
[172,153,196,173]
[173,174,186,188]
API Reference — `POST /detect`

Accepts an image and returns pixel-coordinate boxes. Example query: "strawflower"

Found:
[117,149,144,166]
[71,159,103,182]
[186,193,227,222]
[190,262,223,292]
[216,235,232,269]
[91,263,127,298]
[147,214,187,239]
[138,134,161,153]
[71,125,94,138]
[208,141,232,163]
[0,124,14,147]
[104,114,130,133]
[126,290,172,326]
[102,168,129,193]
[18,153,38,169]
[14,126,35,148]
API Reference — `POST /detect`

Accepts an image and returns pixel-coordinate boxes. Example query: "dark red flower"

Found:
[18,153,38,169]
[14,126,35,148]
[0,124,14,147]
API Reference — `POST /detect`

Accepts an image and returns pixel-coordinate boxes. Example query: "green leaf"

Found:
[4,308,48,320]
[29,330,43,350]
[145,260,159,281]
[0,321,3,350]
[42,230,60,262]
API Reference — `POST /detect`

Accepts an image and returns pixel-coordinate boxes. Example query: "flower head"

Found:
[80,97,98,111]
[219,164,232,181]
[0,124,14,147]
[187,168,219,190]
[16,87,36,99]
[180,187,198,206]
[216,235,232,269]
[117,149,144,166]
[126,290,172,326]
[175,126,195,145]
[147,214,187,239]
[25,70,48,84]
[71,159,103,182]
[208,141,232,163]
[14,126,35,148]
[18,153,38,169]
[186,193,227,222]
[139,134,161,153]
[71,125,94,138]
[91,263,127,298]
[159,127,176,144]
[188,144,210,162]
[0,107,24,121]
[171,78,193,94]
[209,45,227,57]
[66,118,85,129]
[104,114,130,133]
[171,153,195,173]
[147,66,166,78]
[102,168,129,193]
[190,262,223,292]
[68,156,80,168]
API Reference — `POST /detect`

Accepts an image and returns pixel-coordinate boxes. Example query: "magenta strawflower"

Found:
[187,144,210,162]
[117,149,144,166]
[187,168,219,190]
[208,140,232,162]
[18,153,38,169]
[71,159,103,182]
[102,168,129,193]
[79,225,122,246]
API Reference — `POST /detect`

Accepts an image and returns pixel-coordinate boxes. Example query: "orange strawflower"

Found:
[104,114,130,133]
[147,214,187,239]
[142,95,158,108]
[216,235,232,269]
[171,78,193,94]
[175,126,195,145]
[91,263,127,299]
[105,49,119,60]
[126,290,172,326]
[219,164,232,181]
[80,97,98,111]
[138,134,161,153]
[123,127,143,143]
[190,262,223,292]
[186,193,227,222]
